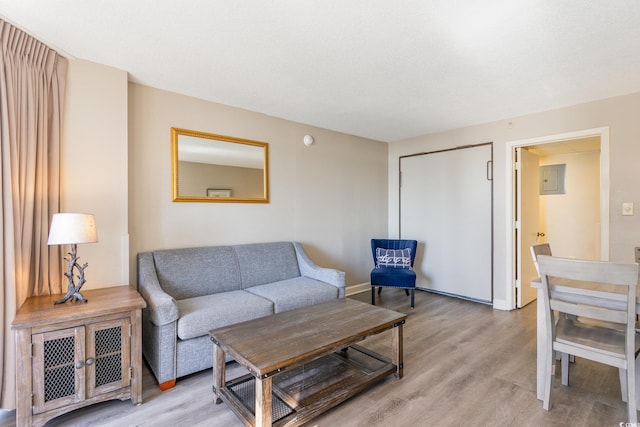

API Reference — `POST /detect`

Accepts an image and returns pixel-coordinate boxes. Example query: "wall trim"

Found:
[351,282,508,310]
[346,282,370,296]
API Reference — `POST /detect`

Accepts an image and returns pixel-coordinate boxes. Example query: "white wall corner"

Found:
[121,234,130,284]
[491,299,512,311]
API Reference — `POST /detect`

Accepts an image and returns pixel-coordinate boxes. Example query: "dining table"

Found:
[530,277,640,403]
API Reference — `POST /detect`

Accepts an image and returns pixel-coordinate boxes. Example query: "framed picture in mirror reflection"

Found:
[207,189,232,198]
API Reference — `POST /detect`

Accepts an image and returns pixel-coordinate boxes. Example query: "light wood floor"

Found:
[1,290,633,426]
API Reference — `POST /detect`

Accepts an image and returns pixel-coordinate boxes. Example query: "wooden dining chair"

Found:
[537,254,640,422]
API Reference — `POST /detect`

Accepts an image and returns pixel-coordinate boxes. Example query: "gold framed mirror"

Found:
[171,128,269,203]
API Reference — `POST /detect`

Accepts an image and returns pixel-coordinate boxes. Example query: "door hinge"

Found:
[30,342,33,358]
[129,366,133,381]
[514,161,520,171]
[514,220,520,229]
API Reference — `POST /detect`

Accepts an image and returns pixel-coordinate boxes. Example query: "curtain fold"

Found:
[0,19,67,410]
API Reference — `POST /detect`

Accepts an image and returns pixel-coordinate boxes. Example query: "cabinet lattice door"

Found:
[32,327,86,414]
[31,318,131,415]
[87,318,131,396]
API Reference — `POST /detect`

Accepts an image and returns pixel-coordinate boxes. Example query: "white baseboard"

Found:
[347,283,513,311]
[345,282,370,296]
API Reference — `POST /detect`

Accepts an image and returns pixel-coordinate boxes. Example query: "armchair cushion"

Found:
[375,248,411,269]
[371,267,416,289]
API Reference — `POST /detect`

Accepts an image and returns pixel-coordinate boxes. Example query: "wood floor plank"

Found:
[0,289,633,426]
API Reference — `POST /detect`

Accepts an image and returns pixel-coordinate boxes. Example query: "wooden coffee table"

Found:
[210,298,406,427]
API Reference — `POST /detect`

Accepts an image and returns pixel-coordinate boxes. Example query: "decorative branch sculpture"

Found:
[54,244,89,304]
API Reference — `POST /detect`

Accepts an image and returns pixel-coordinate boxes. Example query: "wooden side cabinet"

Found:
[11,286,146,427]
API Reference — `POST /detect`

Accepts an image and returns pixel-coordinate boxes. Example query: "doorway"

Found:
[505,127,610,310]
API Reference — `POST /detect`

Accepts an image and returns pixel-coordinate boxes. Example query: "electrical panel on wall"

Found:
[540,164,566,195]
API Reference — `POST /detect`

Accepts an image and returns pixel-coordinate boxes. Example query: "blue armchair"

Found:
[370,239,418,308]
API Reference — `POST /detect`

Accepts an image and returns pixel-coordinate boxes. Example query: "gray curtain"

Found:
[0,19,67,410]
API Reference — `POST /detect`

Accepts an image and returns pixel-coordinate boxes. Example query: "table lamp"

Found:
[47,213,98,304]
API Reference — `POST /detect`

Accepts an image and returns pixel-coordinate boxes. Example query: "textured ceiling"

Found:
[1,1,640,142]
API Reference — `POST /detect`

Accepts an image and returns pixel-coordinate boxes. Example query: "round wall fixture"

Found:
[303,135,314,146]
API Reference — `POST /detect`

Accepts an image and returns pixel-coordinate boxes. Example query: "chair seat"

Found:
[555,316,632,360]
[370,268,416,289]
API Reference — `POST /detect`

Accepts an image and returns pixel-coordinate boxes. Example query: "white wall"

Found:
[539,151,600,260]
[128,83,388,286]
[62,59,129,289]
[389,91,640,309]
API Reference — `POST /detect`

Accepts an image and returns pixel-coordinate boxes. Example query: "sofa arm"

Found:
[142,312,177,386]
[138,253,179,326]
[293,242,346,297]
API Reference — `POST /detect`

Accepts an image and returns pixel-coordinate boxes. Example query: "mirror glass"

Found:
[171,128,269,203]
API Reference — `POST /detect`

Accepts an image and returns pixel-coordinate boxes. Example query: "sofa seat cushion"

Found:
[245,277,339,313]
[176,291,273,340]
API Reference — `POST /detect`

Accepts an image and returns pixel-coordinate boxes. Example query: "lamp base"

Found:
[54,243,89,305]
[54,290,87,304]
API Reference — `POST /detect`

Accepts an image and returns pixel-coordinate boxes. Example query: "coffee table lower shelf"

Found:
[215,345,398,427]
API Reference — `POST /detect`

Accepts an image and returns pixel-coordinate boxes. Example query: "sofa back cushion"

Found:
[152,246,242,299]
[234,242,300,289]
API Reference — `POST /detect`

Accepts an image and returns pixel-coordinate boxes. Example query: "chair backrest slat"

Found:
[530,243,552,276]
[550,299,628,324]
[538,255,637,285]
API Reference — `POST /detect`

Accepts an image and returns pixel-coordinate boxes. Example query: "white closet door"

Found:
[400,144,492,302]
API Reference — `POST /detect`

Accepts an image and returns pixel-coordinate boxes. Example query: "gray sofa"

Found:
[137,241,345,389]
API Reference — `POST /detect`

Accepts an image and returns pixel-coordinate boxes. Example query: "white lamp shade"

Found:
[47,213,98,245]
